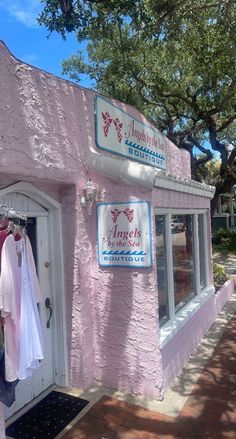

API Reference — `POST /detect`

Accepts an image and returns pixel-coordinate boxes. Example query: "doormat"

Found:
[6,390,89,439]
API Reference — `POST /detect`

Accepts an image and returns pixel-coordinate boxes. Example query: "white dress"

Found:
[0,234,21,382]
[0,234,44,382]
[18,236,44,379]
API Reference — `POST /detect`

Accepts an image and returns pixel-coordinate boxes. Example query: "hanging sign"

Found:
[97,201,152,268]
[95,96,166,170]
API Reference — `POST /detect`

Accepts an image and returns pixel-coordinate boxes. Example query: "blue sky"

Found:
[0,0,91,87]
[0,1,220,160]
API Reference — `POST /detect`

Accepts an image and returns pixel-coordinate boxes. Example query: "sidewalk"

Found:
[57,290,236,439]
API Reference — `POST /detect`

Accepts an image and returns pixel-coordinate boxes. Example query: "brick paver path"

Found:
[62,313,236,438]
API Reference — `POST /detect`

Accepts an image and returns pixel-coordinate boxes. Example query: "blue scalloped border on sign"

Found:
[97,200,153,268]
[95,96,166,170]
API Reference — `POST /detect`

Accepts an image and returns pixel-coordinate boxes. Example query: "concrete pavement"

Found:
[56,288,236,438]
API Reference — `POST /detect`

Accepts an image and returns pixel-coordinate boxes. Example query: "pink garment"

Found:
[0,234,43,382]
[0,230,7,251]
[0,230,8,269]
[0,235,20,382]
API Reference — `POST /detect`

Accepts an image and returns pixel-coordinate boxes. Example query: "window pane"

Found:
[155,215,169,325]
[221,195,231,213]
[199,214,206,289]
[172,215,195,311]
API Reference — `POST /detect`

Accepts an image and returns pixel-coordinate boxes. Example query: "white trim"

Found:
[155,210,213,343]
[165,214,175,320]
[16,211,49,217]
[87,150,156,188]
[155,208,208,215]
[193,214,201,295]
[87,150,215,197]
[0,182,61,209]
[160,286,215,348]
[154,172,215,198]
[203,214,210,284]
[213,213,230,218]
[0,182,68,388]
[52,206,69,387]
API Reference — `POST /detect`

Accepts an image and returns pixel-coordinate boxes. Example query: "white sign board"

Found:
[95,96,166,170]
[97,201,152,268]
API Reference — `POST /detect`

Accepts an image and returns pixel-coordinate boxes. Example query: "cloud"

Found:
[0,1,42,28]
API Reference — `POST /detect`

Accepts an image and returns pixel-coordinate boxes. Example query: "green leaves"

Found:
[39,0,236,214]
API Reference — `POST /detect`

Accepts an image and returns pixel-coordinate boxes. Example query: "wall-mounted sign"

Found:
[97,201,152,268]
[95,96,166,170]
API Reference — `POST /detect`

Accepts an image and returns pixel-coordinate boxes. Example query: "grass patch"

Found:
[212,228,236,254]
[213,243,236,254]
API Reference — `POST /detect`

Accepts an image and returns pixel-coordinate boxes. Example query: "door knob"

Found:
[45,297,53,329]
[44,261,50,268]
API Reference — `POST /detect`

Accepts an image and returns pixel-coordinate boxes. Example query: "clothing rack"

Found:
[0,204,27,222]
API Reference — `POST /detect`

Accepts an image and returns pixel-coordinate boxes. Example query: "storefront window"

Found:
[221,195,231,213]
[155,210,209,328]
[155,215,169,325]
[198,214,206,289]
[172,215,195,312]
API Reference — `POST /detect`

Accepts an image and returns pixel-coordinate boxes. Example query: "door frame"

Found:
[0,181,69,389]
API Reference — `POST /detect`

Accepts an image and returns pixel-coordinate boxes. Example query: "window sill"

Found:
[160,285,215,348]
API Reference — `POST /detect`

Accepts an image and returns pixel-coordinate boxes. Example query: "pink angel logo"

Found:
[111,208,122,223]
[123,208,134,223]
[113,118,123,143]
[102,111,113,137]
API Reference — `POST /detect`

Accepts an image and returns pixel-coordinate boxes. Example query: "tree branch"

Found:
[217,113,236,132]
[228,147,236,166]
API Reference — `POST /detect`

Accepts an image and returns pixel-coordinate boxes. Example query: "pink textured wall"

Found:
[214,278,234,318]
[161,278,234,389]
[0,41,191,183]
[0,40,216,407]
[161,295,215,389]
[89,178,163,398]
[0,41,166,397]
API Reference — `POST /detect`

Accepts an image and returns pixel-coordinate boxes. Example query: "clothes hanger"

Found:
[6,220,15,234]
[0,206,27,239]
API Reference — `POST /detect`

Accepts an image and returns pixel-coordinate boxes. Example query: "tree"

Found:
[38,0,236,216]
[195,157,221,186]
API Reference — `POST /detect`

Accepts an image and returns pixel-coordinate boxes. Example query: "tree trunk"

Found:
[211,190,220,221]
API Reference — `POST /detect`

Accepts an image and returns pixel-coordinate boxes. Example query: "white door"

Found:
[0,195,55,419]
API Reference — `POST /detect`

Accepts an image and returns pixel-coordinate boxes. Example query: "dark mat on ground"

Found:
[6,390,89,439]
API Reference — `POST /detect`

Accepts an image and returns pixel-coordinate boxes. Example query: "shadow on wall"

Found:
[91,195,162,398]
[62,182,96,388]
[63,307,236,439]
[95,266,160,396]
[99,269,138,392]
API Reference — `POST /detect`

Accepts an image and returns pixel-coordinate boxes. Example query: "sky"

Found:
[0,1,220,160]
[0,0,91,88]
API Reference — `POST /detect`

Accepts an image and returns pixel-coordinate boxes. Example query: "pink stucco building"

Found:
[0,41,234,434]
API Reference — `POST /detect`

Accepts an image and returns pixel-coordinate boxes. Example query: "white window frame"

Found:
[155,208,215,347]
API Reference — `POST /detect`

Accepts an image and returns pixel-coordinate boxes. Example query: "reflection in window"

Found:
[199,214,206,289]
[172,215,195,311]
[221,195,231,214]
[155,215,169,325]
